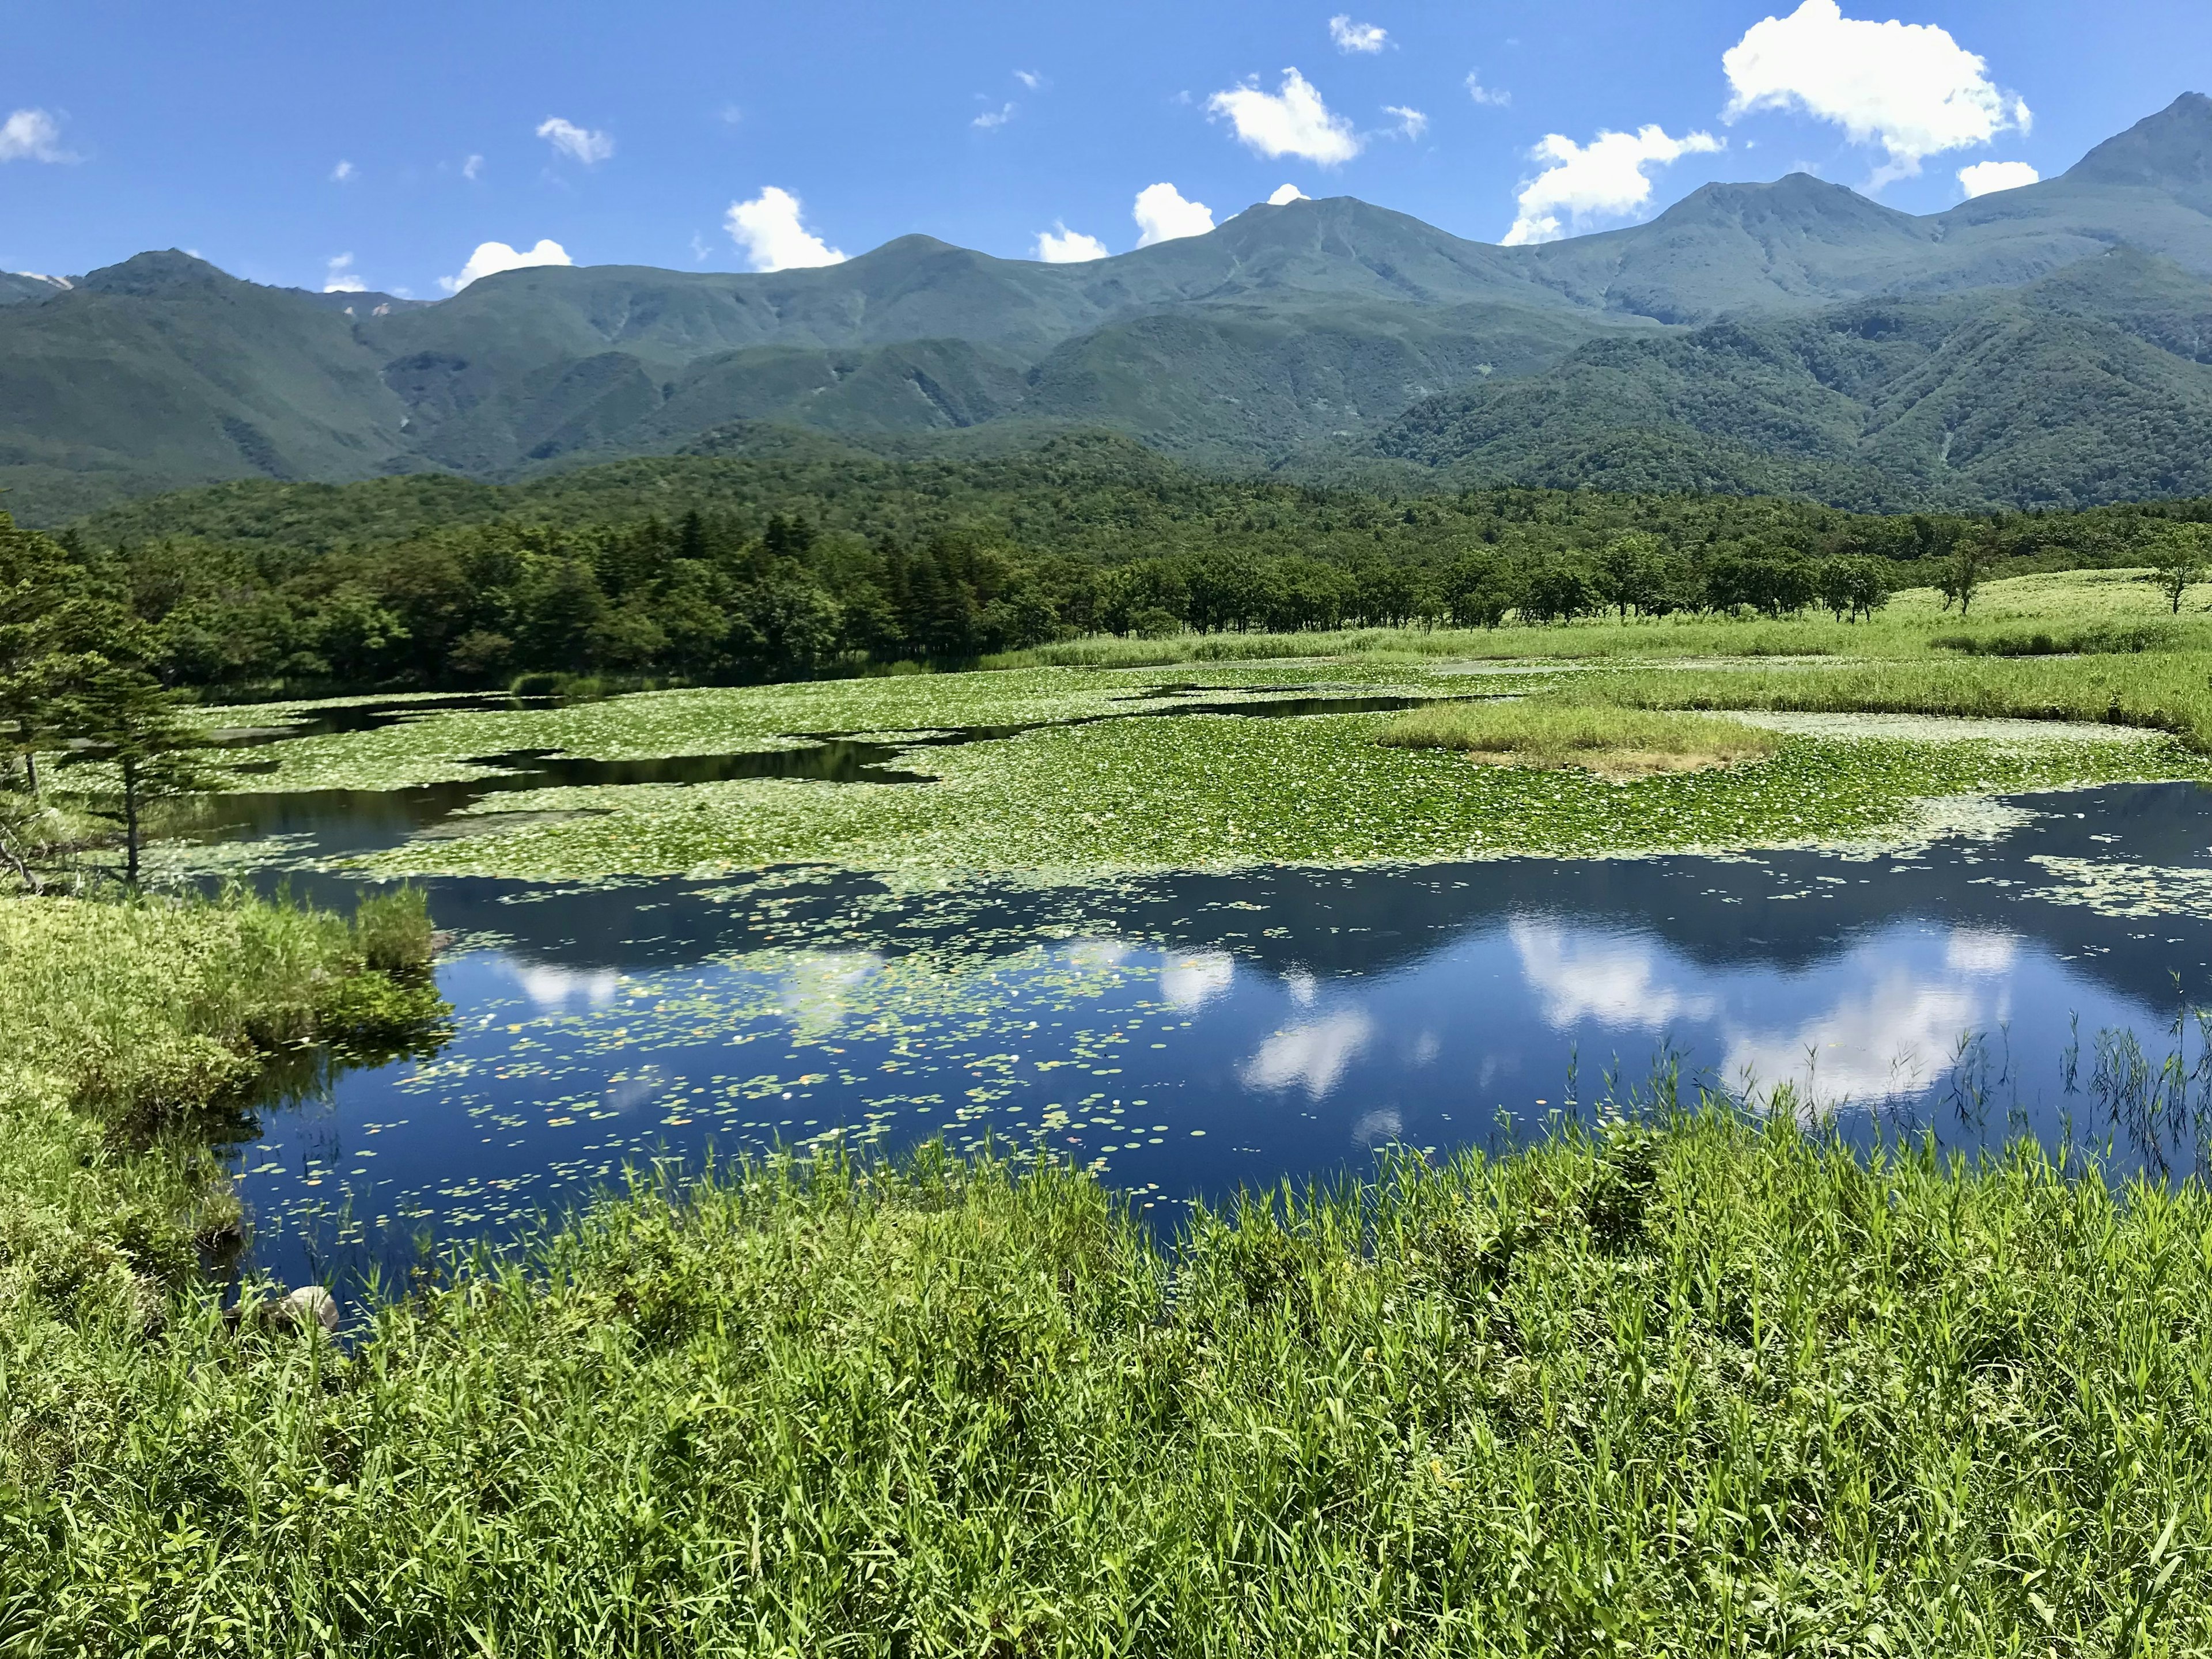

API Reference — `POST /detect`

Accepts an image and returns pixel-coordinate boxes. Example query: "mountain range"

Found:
[6,93,2212,524]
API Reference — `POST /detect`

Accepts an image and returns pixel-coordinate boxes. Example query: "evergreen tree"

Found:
[58,662,227,884]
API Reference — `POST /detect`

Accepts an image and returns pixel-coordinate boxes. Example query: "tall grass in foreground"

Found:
[0,887,447,1340]
[10,1113,2212,1654]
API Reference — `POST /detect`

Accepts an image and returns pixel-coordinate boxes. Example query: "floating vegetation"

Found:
[2028,855,2212,921]
[350,713,2204,882]
[1727,710,2168,745]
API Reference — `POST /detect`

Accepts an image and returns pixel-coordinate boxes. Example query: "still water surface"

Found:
[206,769,2212,1291]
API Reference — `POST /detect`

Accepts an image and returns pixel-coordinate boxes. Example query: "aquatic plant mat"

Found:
[145,644,2212,883]
[7,1113,2212,1652]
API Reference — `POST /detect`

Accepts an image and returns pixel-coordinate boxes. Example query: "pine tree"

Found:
[58,662,226,885]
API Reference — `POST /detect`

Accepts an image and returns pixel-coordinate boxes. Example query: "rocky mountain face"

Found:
[4,94,2211,520]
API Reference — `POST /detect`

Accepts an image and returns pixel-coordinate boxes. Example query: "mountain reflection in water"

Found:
[221,781,2212,1291]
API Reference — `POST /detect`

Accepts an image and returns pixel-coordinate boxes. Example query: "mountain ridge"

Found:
[4,93,2212,521]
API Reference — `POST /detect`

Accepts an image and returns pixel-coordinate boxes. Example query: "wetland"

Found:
[24,564,2212,1652]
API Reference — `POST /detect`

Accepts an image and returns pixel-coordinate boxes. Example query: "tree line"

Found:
[31,497,2212,700]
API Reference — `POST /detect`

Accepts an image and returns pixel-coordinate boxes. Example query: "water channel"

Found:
[181,698,2212,1292]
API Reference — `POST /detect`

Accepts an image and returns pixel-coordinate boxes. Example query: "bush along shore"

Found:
[7,1024,2212,1651]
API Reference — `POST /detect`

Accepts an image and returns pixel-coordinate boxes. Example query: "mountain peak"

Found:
[2065,92,2212,192]
[77,250,236,298]
[1649,173,1922,238]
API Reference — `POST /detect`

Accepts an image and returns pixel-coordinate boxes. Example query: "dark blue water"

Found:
[211,779,2212,1292]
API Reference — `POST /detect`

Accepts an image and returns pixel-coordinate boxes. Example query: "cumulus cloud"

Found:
[516,965,619,1007]
[438,237,573,294]
[1512,922,1721,1031]
[1328,14,1387,52]
[1035,221,1109,262]
[329,159,356,183]
[1161,950,1234,1009]
[725,186,846,271]
[1385,105,1427,141]
[1465,70,1510,107]
[1132,181,1215,247]
[1268,182,1310,204]
[1957,158,2040,198]
[323,252,368,294]
[0,109,71,163]
[1241,1011,1374,1098]
[1502,123,1723,246]
[536,116,613,165]
[1014,69,1046,90]
[1209,68,1362,165]
[462,153,484,181]
[1722,0,2029,185]
[974,102,1016,131]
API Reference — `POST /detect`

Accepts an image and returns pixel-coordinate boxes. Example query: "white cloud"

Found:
[0,109,71,163]
[1721,967,1991,1105]
[323,252,367,294]
[974,103,1016,131]
[1502,123,1724,245]
[516,965,619,1006]
[1722,0,2030,186]
[1036,221,1109,262]
[1014,69,1046,90]
[1512,922,1721,1031]
[536,116,613,165]
[1385,105,1427,141]
[329,159,355,183]
[1208,68,1363,165]
[438,237,573,294]
[1160,950,1234,1009]
[1328,14,1388,52]
[1241,1011,1373,1098]
[1465,70,1510,107]
[725,186,847,271]
[1957,159,2040,198]
[1132,181,1215,247]
[1268,182,1310,204]
[461,153,484,181]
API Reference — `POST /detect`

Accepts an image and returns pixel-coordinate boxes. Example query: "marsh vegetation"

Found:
[18,494,2212,1651]
[1377,701,1781,776]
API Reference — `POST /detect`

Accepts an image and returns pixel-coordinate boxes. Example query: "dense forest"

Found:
[32,430,2212,695]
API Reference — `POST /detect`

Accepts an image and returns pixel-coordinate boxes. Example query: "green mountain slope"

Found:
[0,253,414,521]
[1370,248,2212,509]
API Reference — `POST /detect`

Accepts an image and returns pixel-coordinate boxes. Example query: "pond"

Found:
[197,747,2212,1293]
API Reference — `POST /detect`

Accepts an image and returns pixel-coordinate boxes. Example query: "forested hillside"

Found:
[1370,248,2212,509]
[39,428,2212,695]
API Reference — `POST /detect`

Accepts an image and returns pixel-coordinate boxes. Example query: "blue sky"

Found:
[4,0,2207,296]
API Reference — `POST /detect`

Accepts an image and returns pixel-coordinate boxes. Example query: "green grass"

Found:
[10,1112,2212,1653]
[0,888,449,1340]
[1377,700,1782,775]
